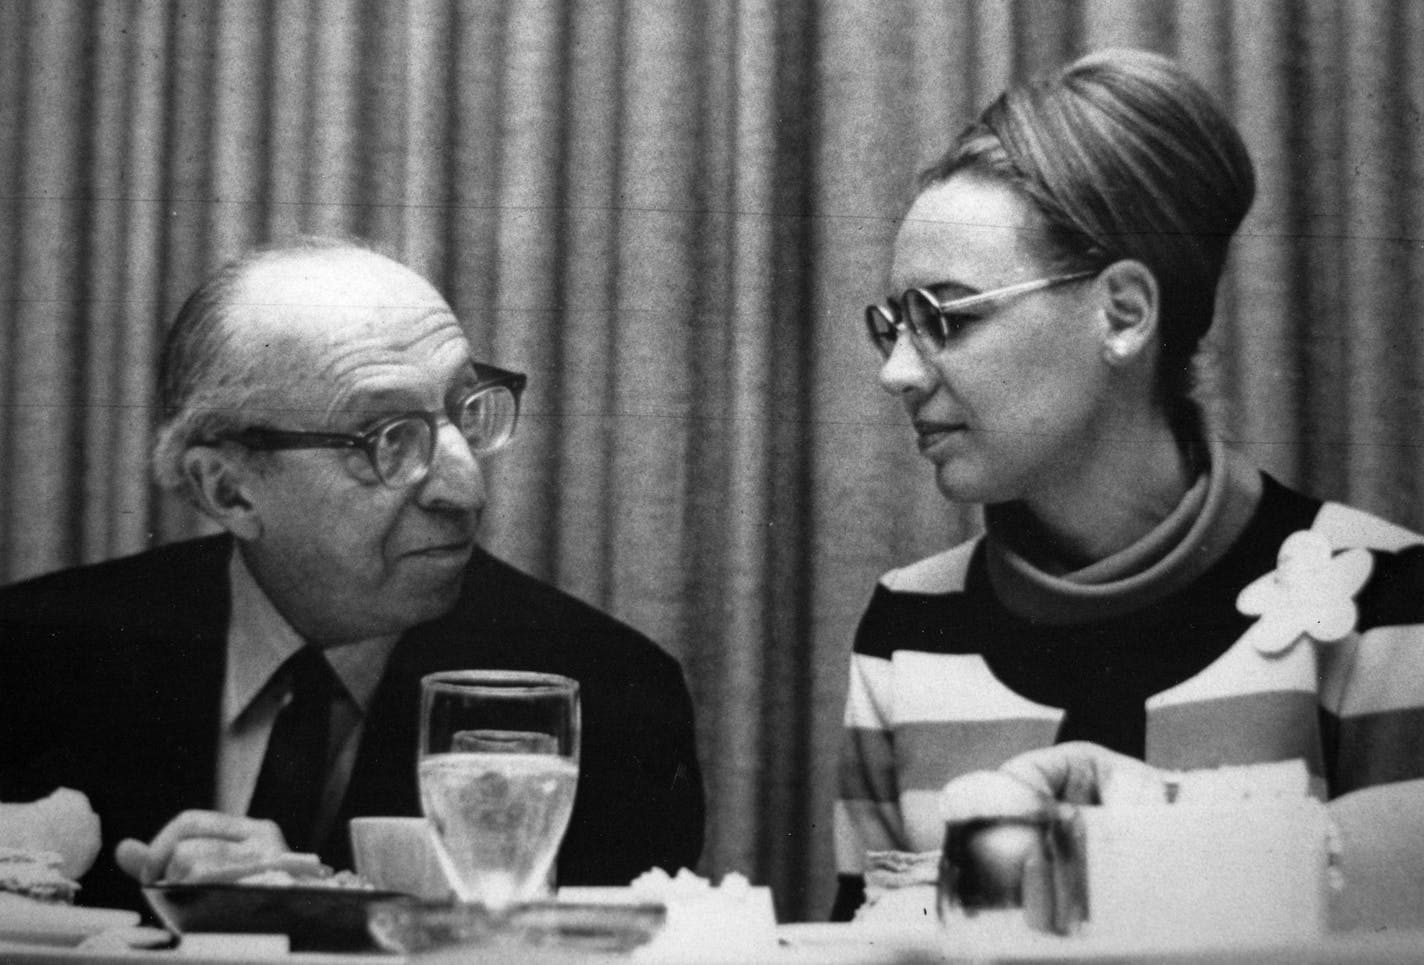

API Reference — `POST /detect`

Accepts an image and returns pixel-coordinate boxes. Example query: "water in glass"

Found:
[418,671,580,911]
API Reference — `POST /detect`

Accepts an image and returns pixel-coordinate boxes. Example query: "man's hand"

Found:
[1000,741,1168,805]
[114,811,289,885]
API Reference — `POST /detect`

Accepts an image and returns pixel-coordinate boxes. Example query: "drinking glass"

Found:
[418,671,581,911]
[937,806,1085,938]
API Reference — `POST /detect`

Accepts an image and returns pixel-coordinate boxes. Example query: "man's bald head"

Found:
[152,238,449,502]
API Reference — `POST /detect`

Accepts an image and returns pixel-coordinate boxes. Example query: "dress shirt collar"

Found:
[223,548,399,727]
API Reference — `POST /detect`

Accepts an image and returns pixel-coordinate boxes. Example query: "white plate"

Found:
[556,885,642,904]
[0,894,140,947]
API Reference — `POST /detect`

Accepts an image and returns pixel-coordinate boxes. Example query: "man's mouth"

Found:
[913,419,965,451]
[406,539,475,559]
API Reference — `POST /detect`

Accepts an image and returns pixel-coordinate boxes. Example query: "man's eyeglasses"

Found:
[200,362,528,488]
[865,270,1098,358]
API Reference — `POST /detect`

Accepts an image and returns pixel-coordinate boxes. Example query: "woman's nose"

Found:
[878,332,937,396]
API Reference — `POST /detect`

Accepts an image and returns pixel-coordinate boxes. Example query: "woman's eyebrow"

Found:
[918,278,979,299]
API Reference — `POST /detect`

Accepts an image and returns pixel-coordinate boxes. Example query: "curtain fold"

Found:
[2,0,1422,921]
[1341,0,1415,503]
[548,0,619,604]
[112,1,170,554]
[12,4,86,576]
[1293,0,1347,498]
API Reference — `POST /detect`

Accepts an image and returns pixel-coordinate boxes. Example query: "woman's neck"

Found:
[994,420,1201,575]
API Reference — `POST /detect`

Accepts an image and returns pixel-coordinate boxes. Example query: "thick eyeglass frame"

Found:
[865,270,1099,358]
[199,361,528,488]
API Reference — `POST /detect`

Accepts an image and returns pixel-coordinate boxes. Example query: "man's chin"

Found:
[397,576,465,624]
[346,563,468,637]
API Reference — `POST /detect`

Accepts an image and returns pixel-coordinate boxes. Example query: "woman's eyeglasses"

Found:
[865,271,1098,358]
[200,362,528,488]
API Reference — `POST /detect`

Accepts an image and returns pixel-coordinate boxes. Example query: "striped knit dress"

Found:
[832,439,1424,918]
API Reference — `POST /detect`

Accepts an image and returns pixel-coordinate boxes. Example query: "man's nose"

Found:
[418,422,486,511]
[878,332,937,396]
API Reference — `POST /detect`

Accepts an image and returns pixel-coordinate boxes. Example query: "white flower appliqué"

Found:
[1236,531,1373,657]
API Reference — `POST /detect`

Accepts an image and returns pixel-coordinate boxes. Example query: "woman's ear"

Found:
[181,446,263,541]
[1096,259,1160,366]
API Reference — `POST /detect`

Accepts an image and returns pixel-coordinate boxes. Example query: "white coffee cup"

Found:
[348,817,453,901]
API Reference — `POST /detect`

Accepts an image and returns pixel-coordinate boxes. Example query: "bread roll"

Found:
[0,788,102,880]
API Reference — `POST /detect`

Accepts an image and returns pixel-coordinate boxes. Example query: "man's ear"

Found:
[1096,259,1159,367]
[181,446,263,541]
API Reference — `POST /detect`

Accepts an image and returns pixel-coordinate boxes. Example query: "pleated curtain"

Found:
[1,0,1421,921]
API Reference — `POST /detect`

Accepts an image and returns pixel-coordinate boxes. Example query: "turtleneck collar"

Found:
[983,433,1262,626]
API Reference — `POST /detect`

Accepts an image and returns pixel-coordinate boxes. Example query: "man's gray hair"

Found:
[151,235,377,502]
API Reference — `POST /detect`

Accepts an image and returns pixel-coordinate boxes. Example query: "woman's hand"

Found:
[936,744,1167,933]
[1000,741,1168,805]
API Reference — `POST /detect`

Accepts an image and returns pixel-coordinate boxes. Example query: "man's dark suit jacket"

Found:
[0,535,704,912]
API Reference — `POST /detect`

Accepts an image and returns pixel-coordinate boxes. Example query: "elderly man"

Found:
[0,238,703,911]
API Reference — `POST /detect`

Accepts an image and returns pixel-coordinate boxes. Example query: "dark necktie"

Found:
[247,646,335,852]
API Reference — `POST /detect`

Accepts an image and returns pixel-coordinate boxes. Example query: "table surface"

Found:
[5,925,1424,964]
[5,885,1424,964]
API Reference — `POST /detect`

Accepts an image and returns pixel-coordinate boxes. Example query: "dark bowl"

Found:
[143,883,409,952]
